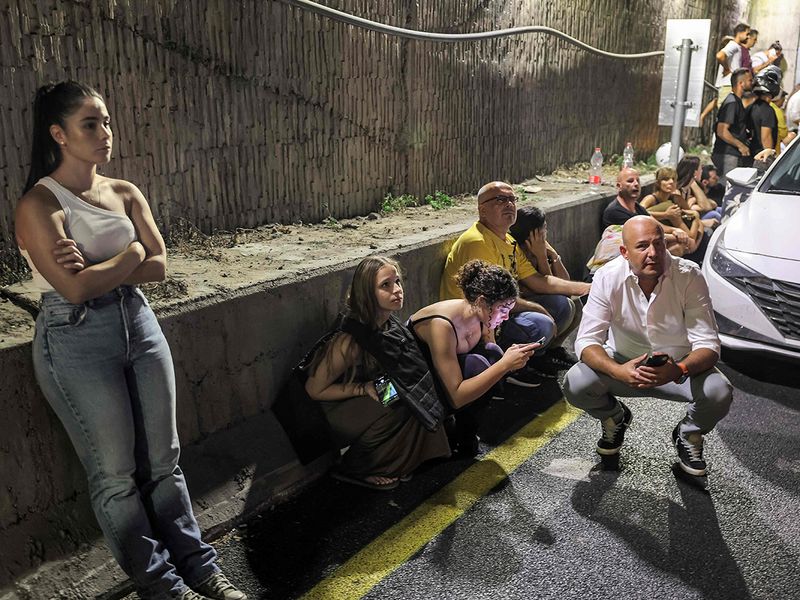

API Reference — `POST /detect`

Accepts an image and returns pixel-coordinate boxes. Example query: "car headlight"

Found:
[709,231,762,278]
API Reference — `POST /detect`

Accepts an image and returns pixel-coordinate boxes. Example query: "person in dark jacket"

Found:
[305,256,451,490]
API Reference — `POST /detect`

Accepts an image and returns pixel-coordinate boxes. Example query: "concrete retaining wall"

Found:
[0,186,634,598]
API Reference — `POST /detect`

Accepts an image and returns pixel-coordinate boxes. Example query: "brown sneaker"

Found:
[193,572,247,600]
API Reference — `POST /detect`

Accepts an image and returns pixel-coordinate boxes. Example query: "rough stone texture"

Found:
[1,0,739,284]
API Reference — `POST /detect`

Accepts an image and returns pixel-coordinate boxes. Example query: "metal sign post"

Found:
[658,19,711,166]
[669,39,695,166]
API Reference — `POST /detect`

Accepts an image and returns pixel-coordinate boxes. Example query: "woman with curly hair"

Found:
[408,260,539,454]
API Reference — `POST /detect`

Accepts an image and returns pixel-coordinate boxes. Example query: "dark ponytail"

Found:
[23,81,103,194]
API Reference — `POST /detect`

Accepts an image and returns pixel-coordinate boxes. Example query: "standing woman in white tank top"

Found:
[14,82,246,600]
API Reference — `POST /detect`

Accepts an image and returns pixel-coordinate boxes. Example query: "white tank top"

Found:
[20,176,138,293]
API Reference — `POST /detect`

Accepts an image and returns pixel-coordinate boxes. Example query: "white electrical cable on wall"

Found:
[280,0,665,59]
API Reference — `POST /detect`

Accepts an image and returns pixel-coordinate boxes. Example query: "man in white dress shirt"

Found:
[563,216,733,476]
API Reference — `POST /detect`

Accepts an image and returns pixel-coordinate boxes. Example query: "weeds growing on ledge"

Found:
[323,216,342,229]
[381,193,418,213]
[424,190,455,210]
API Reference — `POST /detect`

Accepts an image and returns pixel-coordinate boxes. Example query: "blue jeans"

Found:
[526,293,578,348]
[497,311,557,356]
[32,287,218,599]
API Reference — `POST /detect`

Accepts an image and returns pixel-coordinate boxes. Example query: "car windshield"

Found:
[761,141,800,195]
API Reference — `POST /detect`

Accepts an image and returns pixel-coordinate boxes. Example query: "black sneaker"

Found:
[445,416,480,459]
[506,368,543,388]
[672,426,707,476]
[596,400,632,456]
[490,381,505,400]
[524,357,559,379]
[544,346,578,370]
[452,434,480,458]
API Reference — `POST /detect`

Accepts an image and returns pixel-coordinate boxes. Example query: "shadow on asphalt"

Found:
[239,380,564,598]
[716,349,800,498]
[571,464,751,600]
[720,348,800,410]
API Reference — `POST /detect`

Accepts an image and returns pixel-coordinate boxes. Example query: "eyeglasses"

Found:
[481,195,517,205]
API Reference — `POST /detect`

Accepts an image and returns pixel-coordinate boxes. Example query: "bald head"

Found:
[617,168,639,184]
[476,180,517,235]
[620,216,668,280]
[622,215,662,247]
[616,168,641,202]
[478,181,513,204]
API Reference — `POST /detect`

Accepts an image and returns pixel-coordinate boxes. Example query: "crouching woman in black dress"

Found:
[304,256,451,490]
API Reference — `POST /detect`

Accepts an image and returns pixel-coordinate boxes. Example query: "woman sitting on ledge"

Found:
[305,256,451,490]
[408,260,538,455]
[676,155,723,230]
[640,166,704,256]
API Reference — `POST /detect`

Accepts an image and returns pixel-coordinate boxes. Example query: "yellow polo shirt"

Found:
[440,221,536,300]
[772,101,788,153]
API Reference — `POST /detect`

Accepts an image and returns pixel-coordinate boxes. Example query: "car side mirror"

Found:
[725,167,761,188]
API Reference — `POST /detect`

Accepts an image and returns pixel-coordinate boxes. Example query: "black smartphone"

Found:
[641,353,669,367]
[374,375,400,406]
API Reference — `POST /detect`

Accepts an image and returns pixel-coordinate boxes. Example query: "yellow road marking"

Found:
[301,400,583,600]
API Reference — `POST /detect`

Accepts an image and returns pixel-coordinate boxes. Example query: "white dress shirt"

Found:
[575,254,721,361]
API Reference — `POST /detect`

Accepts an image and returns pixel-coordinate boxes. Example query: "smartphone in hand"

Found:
[374,375,400,406]
[515,339,543,352]
[639,353,669,367]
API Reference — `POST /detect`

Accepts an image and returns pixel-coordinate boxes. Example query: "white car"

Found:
[703,136,800,360]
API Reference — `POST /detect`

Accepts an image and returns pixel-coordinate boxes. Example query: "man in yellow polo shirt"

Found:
[441,181,591,387]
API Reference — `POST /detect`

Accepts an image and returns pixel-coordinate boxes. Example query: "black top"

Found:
[746,99,778,155]
[342,315,446,429]
[713,93,748,157]
[705,183,725,203]
[602,198,648,228]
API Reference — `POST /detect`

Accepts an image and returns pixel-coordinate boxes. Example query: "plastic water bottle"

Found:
[589,148,603,190]
[622,142,635,169]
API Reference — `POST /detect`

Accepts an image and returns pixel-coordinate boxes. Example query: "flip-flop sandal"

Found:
[331,471,399,491]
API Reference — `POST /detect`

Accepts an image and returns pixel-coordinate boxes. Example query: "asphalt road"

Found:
[211,349,800,600]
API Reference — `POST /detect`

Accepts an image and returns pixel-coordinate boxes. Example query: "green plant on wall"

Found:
[323,216,342,229]
[424,190,455,210]
[381,193,418,213]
